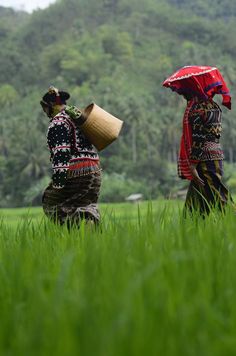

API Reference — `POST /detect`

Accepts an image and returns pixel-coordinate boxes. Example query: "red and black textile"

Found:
[178,99,224,179]
[189,100,224,162]
[47,109,99,188]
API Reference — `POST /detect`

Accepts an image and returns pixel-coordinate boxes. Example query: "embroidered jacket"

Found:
[189,100,224,162]
[47,109,100,188]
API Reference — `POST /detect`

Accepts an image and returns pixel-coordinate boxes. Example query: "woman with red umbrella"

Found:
[163,66,232,215]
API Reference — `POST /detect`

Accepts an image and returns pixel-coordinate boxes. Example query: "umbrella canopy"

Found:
[163,65,231,109]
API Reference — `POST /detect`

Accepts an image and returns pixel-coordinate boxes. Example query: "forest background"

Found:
[1,0,236,207]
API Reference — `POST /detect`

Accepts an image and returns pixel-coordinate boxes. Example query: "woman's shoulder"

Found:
[190,99,221,114]
[49,111,72,130]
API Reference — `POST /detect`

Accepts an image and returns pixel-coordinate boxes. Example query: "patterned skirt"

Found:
[184,160,231,216]
[42,171,101,228]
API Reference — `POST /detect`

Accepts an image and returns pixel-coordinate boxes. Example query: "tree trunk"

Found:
[132,125,137,163]
[229,147,234,163]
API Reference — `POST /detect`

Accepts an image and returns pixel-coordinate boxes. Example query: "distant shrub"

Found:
[223,163,236,193]
[23,176,50,206]
[100,173,148,203]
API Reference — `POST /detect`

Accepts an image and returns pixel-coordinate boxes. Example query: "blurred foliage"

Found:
[100,173,148,202]
[0,0,236,206]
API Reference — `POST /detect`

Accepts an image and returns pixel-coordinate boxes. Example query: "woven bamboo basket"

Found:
[81,103,123,151]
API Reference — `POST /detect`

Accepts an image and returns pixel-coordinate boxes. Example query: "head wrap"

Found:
[40,86,70,107]
[163,66,231,180]
[163,66,231,109]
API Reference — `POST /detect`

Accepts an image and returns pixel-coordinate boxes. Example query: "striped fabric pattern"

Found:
[184,160,232,215]
[42,171,101,228]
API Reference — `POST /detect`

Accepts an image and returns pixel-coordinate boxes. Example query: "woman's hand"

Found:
[190,163,205,186]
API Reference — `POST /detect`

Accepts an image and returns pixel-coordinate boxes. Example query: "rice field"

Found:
[0,200,236,356]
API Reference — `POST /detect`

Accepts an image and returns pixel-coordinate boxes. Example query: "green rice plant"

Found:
[0,202,236,356]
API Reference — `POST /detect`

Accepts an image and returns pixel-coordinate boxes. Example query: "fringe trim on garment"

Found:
[67,160,102,178]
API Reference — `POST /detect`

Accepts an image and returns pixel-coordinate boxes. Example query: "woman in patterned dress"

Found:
[40,86,102,228]
[163,66,233,215]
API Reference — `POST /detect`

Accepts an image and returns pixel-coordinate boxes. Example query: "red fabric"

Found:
[55,95,62,105]
[177,100,195,180]
[68,159,99,171]
[163,66,231,180]
[163,66,231,109]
